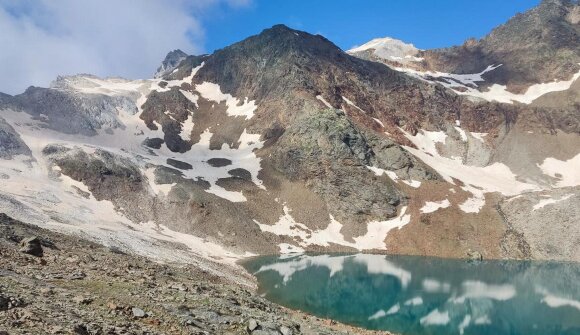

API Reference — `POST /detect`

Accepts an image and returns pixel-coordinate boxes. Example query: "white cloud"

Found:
[0,0,249,95]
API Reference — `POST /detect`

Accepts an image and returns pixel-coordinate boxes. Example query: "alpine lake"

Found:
[242,254,580,335]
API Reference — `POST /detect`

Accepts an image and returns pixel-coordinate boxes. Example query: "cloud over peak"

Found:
[0,0,248,94]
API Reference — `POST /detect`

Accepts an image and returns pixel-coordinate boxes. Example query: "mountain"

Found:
[349,0,580,106]
[346,37,422,64]
[0,0,579,271]
[421,0,580,89]
[154,49,189,78]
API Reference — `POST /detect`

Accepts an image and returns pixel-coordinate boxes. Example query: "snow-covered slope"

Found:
[348,37,423,64]
[391,63,580,104]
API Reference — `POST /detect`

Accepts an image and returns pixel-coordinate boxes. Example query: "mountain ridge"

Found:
[0,1,579,270]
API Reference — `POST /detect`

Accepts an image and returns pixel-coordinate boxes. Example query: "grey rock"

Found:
[4,86,134,136]
[419,0,580,90]
[252,330,279,335]
[69,271,86,280]
[72,295,93,305]
[207,158,232,167]
[0,294,9,311]
[248,318,259,331]
[132,307,146,318]
[0,116,31,159]
[19,236,43,257]
[271,108,401,226]
[166,158,193,170]
[279,325,293,335]
[72,324,89,335]
[154,49,188,79]
[467,249,483,261]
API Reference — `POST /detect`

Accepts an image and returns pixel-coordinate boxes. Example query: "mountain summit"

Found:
[154,49,189,78]
[348,37,422,64]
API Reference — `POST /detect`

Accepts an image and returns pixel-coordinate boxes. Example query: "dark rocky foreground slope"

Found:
[0,214,392,335]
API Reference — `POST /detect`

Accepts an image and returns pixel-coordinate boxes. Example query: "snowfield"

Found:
[393,63,580,105]
[0,64,267,265]
[254,205,410,252]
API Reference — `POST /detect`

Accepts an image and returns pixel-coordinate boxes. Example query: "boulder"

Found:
[19,236,43,257]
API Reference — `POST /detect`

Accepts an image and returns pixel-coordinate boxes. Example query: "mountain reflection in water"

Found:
[243,254,580,335]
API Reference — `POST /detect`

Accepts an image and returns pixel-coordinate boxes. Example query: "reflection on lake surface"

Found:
[243,254,580,335]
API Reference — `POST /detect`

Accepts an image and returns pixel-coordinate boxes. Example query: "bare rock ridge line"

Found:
[349,0,580,106]
[0,0,578,279]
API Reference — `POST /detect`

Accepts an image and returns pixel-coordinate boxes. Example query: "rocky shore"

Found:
[0,214,393,335]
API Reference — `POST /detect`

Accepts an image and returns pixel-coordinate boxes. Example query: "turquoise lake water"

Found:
[243,254,580,335]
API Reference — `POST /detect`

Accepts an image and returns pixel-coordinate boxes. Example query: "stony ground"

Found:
[0,214,393,335]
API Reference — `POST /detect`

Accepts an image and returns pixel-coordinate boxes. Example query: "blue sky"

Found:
[0,0,541,94]
[200,0,540,52]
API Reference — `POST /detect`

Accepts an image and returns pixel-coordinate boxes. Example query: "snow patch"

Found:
[316,95,333,109]
[179,89,199,108]
[255,205,410,251]
[454,126,468,142]
[0,153,249,266]
[366,165,399,181]
[471,132,488,142]
[395,64,501,88]
[178,113,195,141]
[366,165,419,187]
[341,96,365,113]
[538,153,580,188]
[532,194,574,211]
[372,117,384,127]
[402,179,421,188]
[195,82,257,119]
[144,168,175,195]
[420,199,451,214]
[395,63,580,104]
[401,128,539,213]
[278,243,305,254]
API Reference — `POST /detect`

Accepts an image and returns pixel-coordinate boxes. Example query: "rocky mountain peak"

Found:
[154,49,189,78]
[189,24,392,104]
[347,36,422,66]
[225,24,344,59]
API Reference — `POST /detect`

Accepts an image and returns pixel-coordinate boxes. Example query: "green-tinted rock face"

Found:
[271,108,401,223]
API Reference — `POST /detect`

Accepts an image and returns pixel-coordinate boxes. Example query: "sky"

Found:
[0,0,540,95]
[201,0,541,53]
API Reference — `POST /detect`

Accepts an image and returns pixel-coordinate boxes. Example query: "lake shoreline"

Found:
[0,214,397,335]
